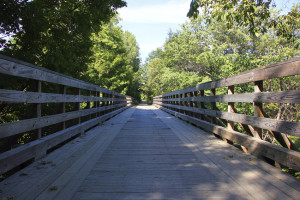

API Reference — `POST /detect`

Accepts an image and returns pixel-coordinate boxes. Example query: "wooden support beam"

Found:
[160,107,300,171]
[60,85,66,130]
[210,89,216,124]
[253,81,263,139]
[161,103,300,137]
[160,90,300,104]
[200,90,205,120]
[77,88,81,124]
[36,80,42,139]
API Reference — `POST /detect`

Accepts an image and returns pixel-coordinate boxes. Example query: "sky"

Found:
[118,0,300,63]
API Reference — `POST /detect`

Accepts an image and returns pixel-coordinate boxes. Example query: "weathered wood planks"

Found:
[162,90,300,103]
[163,57,300,97]
[1,105,299,200]
[0,55,122,96]
[0,106,128,174]
[162,103,300,137]
[0,89,126,103]
[0,55,132,175]
[0,104,126,139]
[153,58,300,172]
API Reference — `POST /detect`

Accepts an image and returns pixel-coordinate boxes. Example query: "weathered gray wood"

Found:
[1,105,299,200]
[253,81,264,139]
[162,103,300,137]
[0,106,135,200]
[163,57,300,97]
[160,106,300,171]
[35,80,42,139]
[59,85,67,130]
[154,107,300,199]
[0,55,124,97]
[0,103,126,139]
[162,90,300,103]
[0,106,129,174]
[0,89,126,103]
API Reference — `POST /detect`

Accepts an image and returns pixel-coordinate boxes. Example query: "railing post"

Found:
[200,90,204,120]
[35,80,42,139]
[210,88,216,124]
[189,92,193,117]
[95,91,98,117]
[227,86,235,131]
[253,81,263,139]
[179,93,183,114]
[184,93,188,116]
[227,85,248,149]
[77,88,81,124]
[193,91,198,118]
[60,85,66,130]
[87,90,91,120]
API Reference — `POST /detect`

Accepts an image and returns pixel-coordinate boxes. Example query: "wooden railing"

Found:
[0,55,132,174]
[153,58,300,171]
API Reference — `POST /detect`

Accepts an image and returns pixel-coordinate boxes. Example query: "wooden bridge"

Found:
[0,55,300,200]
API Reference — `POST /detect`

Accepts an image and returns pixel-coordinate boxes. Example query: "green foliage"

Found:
[142,57,201,101]
[144,4,300,151]
[187,0,274,36]
[123,31,142,103]
[274,4,300,49]
[86,17,142,101]
[1,0,126,79]
[0,1,143,152]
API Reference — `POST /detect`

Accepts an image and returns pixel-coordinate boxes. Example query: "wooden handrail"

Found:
[0,55,132,174]
[153,58,300,171]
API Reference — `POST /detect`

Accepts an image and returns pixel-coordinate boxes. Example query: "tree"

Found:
[187,0,274,36]
[86,19,132,94]
[0,0,128,152]
[123,31,142,103]
[145,7,300,154]
[1,0,126,78]
[86,17,142,101]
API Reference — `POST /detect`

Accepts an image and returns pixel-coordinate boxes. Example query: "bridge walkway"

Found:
[1,105,299,200]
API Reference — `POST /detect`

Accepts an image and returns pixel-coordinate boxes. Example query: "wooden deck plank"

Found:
[152,106,300,200]
[0,107,135,200]
[1,104,299,200]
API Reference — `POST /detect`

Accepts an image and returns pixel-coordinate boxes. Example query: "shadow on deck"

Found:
[1,105,300,200]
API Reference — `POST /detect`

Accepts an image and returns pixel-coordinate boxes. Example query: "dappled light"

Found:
[1,0,300,199]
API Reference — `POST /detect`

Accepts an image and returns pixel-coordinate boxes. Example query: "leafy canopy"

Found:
[187,0,274,36]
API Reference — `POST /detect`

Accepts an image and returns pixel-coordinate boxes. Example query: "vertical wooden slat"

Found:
[227,86,235,131]
[180,93,183,114]
[210,89,216,124]
[189,92,193,117]
[173,95,176,108]
[95,91,98,117]
[228,86,246,149]
[103,93,108,114]
[184,93,188,116]
[87,90,91,120]
[36,80,42,139]
[60,85,66,130]
[200,90,205,120]
[77,88,81,124]
[193,91,198,118]
[253,81,263,139]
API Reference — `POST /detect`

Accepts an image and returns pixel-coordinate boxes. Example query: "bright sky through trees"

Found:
[119,0,299,63]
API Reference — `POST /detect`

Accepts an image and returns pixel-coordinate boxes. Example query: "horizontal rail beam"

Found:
[0,104,126,138]
[0,55,124,97]
[0,89,126,103]
[162,103,300,137]
[163,57,300,97]
[162,90,300,103]
[160,107,300,171]
[0,106,128,174]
